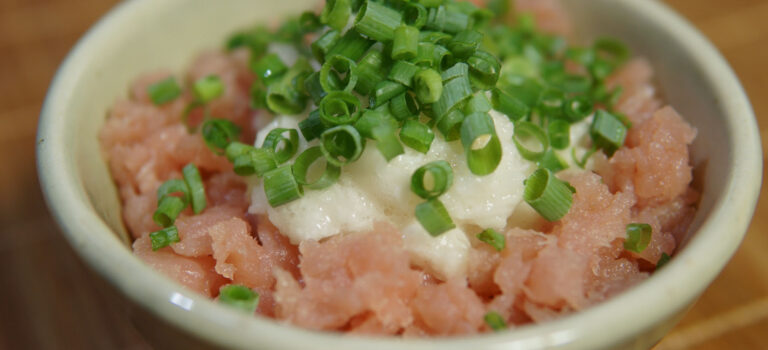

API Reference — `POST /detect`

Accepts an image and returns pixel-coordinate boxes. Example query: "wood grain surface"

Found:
[0,0,765,349]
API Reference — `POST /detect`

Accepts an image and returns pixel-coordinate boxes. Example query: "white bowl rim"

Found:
[37,0,762,349]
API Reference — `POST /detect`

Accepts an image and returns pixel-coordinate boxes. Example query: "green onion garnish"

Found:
[436,109,464,141]
[201,118,241,155]
[512,121,549,161]
[467,50,500,89]
[156,179,190,207]
[491,88,529,121]
[219,284,260,313]
[321,125,364,166]
[355,0,403,42]
[548,120,571,150]
[476,228,505,252]
[233,148,278,177]
[182,163,207,214]
[153,196,186,228]
[327,29,375,63]
[415,199,456,236]
[353,50,387,95]
[413,68,443,104]
[312,29,340,63]
[319,91,362,126]
[293,146,341,190]
[321,0,352,31]
[464,92,492,115]
[590,109,627,157]
[389,61,421,87]
[448,30,482,59]
[251,53,288,86]
[192,75,225,103]
[404,2,428,28]
[266,58,312,115]
[321,55,358,93]
[149,226,180,251]
[624,223,652,253]
[460,112,502,176]
[538,149,568,173]
[263,165,303,207]
[538,89,566,119]
[523,168,574,222]
[484,311,507,331]
[656,253,671,269]
[564,95,594,122]
[298,109,326,142]
[411,160,453,199]
[373,80,407,107]
[262,128,299,164]
[400,120,435,153]
[433,71,472,118]
[393,25,420,60]
[147,77,182,105]
[389,92,420,121]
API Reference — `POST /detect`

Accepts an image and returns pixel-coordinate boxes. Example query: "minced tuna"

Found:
[99,0,698,336]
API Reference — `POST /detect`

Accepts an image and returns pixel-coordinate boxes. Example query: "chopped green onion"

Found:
[484,311,507,331]
[414,42,437,67]
[250,83,267,109]
[538,89,566,119]
[566,47,595,66]
[251,53,288,86]
[404,2,428,28]
[304,71,333,104]
[320,55,358,93]
[182,163,207,214]
[353,50,387,95]
[219,284,260,313]
[153,196,186,228]
[492,88,529,121]
[572,145,597,169]
[262,128,299,164]
[156,179,190,207]
[419,0,443,8]
[564,95,594,122]
[441,62,469,82]
[266,58,312,115]
[371,125,404,161]
[656,253,672,269]
[321,125,364,166]
[589,58,615,81]
[548,120,570,150]
[460,112,502,176]
[201,119,241,155]
[389,92,420,121]
[464,92,492,114]
[414,68,443,104]
[147,77,182,105]
[448,30,482,59]
[436,109,464,141]
[321,0,352,31]
[419,30,452,44]
[355,0,403,42]
[392,25,419,60]
[233,148,278,177]
[373,80,406,107]
[389,61,421,87]
[415,199,456,236]
[547,73,592,94]
[312,29,340,63]
[354,109,398,139]
[523,168,574,222]
[327,29,375,63]
[431,45,454,70]
[442,7,470,34]
[193,75,224,103]
[624,223,652,253]
[293,146,341,190]
[299,11,323,33]
[425,6,446,32]
[538,149,568,173]
[512,121,548,161]
[497,76,543,108]
[319,91,362,125]
[298,109,326,141]
[476,228,505,252]
[226,26,271,55]
[225,142,253,162]
[590,109,627,157]
[400,119,434,153]
[263,165,303,207]
[467,50,501,90]
[433,74,473,118]
[594,37,630,66]
[149,226,180,251]
[411,160,453,199]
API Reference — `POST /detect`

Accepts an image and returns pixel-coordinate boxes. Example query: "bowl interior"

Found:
[38,0,760,349]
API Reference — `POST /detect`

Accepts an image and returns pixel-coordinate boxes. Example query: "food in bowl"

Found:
[99,0,698,336]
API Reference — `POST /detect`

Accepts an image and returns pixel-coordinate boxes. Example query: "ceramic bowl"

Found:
[37,0,761,349]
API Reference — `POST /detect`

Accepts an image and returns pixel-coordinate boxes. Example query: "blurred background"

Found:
[0,0,765,349]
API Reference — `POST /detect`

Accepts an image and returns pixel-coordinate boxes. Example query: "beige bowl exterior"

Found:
[37,0,761,349]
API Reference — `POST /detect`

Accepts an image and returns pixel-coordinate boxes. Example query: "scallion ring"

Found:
[411,160,453,200]
[293,146,341,190]
[262,128,300,164]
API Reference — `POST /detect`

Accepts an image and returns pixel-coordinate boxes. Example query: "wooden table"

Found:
[0,0,765,348]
